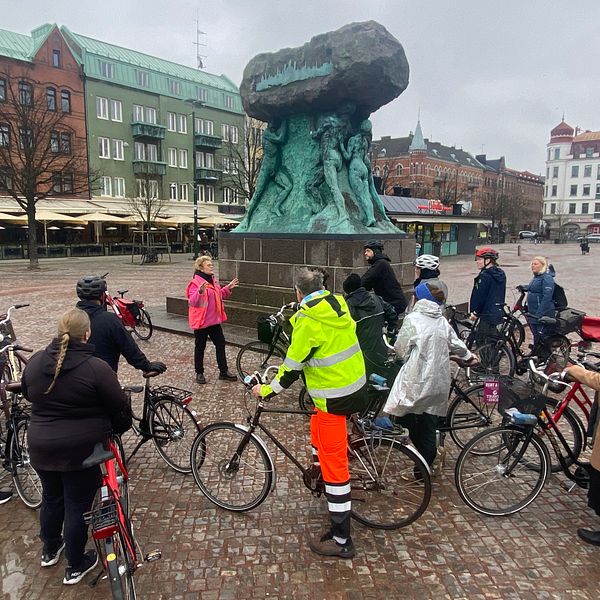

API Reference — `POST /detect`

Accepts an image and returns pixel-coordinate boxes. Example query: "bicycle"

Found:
[454,360,592,516]
[190,366,432,530]
[125,372,201,473]
[102,273,153,341]
[0,304,30,383]
[84,436,161,599]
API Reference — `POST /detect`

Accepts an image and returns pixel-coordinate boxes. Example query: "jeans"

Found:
[194,324,228,374]
[37,467,101,568]
[396,413,438,466]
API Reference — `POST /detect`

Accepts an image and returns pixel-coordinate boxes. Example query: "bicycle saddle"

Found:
[143,371,161,378]
[82,441,113,469]
[538,316,557,325]
[117,289,129,296]
[123,385,144,394]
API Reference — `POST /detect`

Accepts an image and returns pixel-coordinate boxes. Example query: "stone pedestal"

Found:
[166,233,414,329]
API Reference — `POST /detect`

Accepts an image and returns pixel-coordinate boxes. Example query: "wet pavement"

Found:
[0,243,599,599]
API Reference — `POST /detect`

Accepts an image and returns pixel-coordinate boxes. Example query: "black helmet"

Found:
[76,275,107,300]
[364,240,384,251]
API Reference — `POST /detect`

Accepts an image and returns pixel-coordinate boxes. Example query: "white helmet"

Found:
[414,254,440,270]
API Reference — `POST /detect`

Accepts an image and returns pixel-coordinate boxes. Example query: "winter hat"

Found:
[343,273,362,294]
[415,282,445,305]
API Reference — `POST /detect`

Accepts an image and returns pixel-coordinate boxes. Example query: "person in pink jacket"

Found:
[186,255,239,384]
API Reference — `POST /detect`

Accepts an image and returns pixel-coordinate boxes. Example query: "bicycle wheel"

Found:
[455,426,550,516]
[470,341,515,381]
[131,308,153,341]
[10,418,42,509]
[447,384,502,449]
[349,436,431,529]
[236,341,286,381]
[104,532,136,600]
[190,423,273,511]
[149,399,202,474]
[298,387,315,412]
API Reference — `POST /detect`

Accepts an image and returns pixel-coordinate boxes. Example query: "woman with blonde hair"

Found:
[186,255,239,384]
[22,308,130,586]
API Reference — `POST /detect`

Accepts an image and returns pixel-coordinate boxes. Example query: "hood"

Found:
[41,339,95,377]
[299,291,355,329]
[485,266,506,284]
[413,299,443,318]
[76,299,107,317]
[368,252,391,265]
[345,287,378,311]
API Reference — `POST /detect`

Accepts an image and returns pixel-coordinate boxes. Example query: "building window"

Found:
[196,86,207,102]
[0,78,5,102]
[168,79,181,95]
[396,164,403,176]
[112,139,124,160]
[596,184,600,199]
[195,118,214,135]
[554,148,560,160]
[583,184,591,196]
[60,132,71,154]
[110,99,122,122]
[177,114,187,134]
[570,184,577,196]
[569,203,576,214]
[584,165,592,178]
[582,202,589,214]
[221,124,239,143]
[101,176,112,196]
[205,185,215,203]
[0,123,9,147]
[52,49,61,68]
[146,107,157,125]
[61,90,71,112]
[169,183,178,200]
[221,124,229,142]
[167,112,176,132]
[595,202,600,212]
[52,172,62,193]
[134,142,145,160]
[19,127,32,150]
[586,147,594,158]
[552,166,558,178]
[99,61,114,78]
[178,149,188,169]
[19,81,33,105]
[133,104,144,122]
[96,96,108,119]
[168,147,177,167]
[550,203,556,214]
[98,137,110,159]
[222,156,230,173]
[179,184,188,201]
[149,180,159,199]
[224,94,234,109]
[571,165,579,178]
[47,87,57,111]
[136,70,149,87]
[136,179,147,198]
[50,131,59,153]
[147,144,158,161]
[114,177,125,197]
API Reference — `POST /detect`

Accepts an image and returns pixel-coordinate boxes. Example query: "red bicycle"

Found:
[102,273,153,341]
[84,436,160,599]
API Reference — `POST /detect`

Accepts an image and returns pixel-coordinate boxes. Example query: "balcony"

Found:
[194,133,222,149]
[195,167,222,182]
[131,122,167,140]
[133,160,167,176]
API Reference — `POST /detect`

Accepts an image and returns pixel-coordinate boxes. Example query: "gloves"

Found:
[146,361,167,374]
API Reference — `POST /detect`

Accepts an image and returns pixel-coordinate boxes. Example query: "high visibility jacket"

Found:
[186,274,230,330]
[260,291,367,415]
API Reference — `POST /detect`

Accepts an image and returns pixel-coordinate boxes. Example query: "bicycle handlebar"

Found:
[0,304,30,325]
[527,359,572,393]
[243,366,279,390]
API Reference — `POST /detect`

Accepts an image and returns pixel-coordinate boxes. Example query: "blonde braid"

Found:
[45,332,70,394]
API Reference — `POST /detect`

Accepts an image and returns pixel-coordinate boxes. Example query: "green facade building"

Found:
[61,26,245,215]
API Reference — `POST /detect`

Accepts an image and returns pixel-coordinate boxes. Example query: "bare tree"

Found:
[0,74,94,268]
[553,201,569,242]
[431,172,466,206]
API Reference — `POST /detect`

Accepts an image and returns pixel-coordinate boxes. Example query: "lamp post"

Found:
[193,181,199,259]
[185,98,205,259]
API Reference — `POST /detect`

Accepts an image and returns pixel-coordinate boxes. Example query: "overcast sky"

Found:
[1,0,598,173]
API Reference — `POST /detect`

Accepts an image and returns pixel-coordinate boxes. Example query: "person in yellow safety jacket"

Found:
[252,267,367,559]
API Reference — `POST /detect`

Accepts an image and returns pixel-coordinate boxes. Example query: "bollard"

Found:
[517,244,521,257]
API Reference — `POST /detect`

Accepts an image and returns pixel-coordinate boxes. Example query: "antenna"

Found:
[193,10,207,70]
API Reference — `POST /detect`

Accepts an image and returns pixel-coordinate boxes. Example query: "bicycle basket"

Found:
[497,377,545,417]
[556,308,585,335]
[149,385,193,405]
[256,315,276,344]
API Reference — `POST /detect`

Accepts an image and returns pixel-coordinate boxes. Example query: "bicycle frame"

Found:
[549,380,593,426]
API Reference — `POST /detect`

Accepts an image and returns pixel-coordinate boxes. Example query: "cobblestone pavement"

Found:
[1,243,599,599]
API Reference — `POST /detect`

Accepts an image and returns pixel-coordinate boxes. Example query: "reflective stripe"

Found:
[325,483,351,495]
[271,378,284,394]
[328,501,352,513]
[284,356,305,370]
[308,374,366,399]
[306,343,361,368]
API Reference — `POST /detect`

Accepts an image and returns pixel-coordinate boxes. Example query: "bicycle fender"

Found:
[232,423,277,493]
[403,442,432,475]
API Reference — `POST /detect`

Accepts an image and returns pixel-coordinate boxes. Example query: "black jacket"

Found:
[77,300,151,372]
[22,340,130,471]
[469,266,506,325]
[361,253,408,315]
[345,287,396,377]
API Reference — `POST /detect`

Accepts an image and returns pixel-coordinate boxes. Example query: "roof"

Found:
[0,24,56,62]
[380,195,491,223]
[551,120,574,136]
[573,131,600,143]
[409,120,426,151]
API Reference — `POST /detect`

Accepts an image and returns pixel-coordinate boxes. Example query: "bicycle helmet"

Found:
[475,247,499,260]
[76,275,107,300]
[414,254,440,270]
[364,240,384,251]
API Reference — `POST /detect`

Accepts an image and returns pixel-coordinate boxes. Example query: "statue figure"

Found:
[246,119,292,222]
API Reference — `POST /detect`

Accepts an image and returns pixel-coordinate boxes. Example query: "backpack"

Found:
[553,282,568,310]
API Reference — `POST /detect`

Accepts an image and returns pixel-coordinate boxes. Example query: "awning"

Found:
[197,215,242,226]
[77,212,128,223]
[0,211,25,221]
[0,210,88,225]
[390,215,492,225]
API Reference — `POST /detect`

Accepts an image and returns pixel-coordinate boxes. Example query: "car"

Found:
[577,234,600,243]
[518,231,537,239]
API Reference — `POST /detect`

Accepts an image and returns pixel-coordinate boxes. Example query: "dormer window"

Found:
[52,49,61,68]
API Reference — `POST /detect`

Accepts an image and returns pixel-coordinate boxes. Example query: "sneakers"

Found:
[0,491,12,505]
[218,371,237,382]
[309,532,356,559]
[63,549,98,585]
[195,373,206,384]
[41,540,65,567]
[577,528,600,546]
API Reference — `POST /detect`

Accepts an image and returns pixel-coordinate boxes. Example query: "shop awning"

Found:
[77,212,128,223]
[390,215,492,225]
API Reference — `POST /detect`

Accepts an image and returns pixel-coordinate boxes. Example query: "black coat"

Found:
[469,266,506,325]
[22,340,130,471]
[77,300,151,372]
[361,253,408,315]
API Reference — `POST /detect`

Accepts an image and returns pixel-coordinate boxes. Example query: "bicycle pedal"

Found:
[145,549,162,562]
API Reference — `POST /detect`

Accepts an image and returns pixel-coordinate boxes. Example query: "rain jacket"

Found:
[186,273,232,330]
[523,272,555,320]
[384,299,472,417]
[361,253,408,315]
[260,290,367,415]
[469,265,506,325]
[408,269,449,313]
